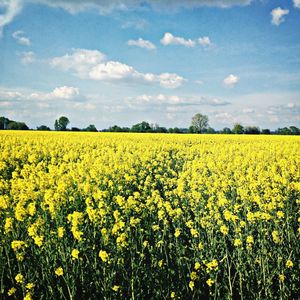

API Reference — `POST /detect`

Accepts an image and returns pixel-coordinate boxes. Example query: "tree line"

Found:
[0,114,299,135]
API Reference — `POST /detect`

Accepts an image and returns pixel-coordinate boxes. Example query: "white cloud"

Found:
[51,49,185,89]
[271,7,289,26]
[242,108,254,113]
[158,73,185,88]
[26,0,253,14]
[12,30,31,45]
[51,48,106,77]
[0,86,80,101]
[0,0,253,35]
[0,0,22,37]
[223,74,239,87]
[20,51,35,65]
[127,38,156,50]
[51,86,79,99]
[293,0,300,8]
[121,19,148,30]
[198,36,212,47]
[160,32,196,47]
[128,94,230,106]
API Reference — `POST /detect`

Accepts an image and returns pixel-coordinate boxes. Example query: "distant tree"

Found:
[37,125,50,131]
[244,126,260,134]
[206,127,216,134]
[71,127,81,131]
[54,116,70,131]
[261,128,271,135]
[156,127,168,133]
[191,113,209,133]
[188,126,195,133]
[221,127,232,134]
[84,124,98,132]
[7,121,29,130]
[173,127,181,134]
[289,126,300,135]
[232,123,244,134]
[0,117,10,130]
[168,128,174,133]
[276,127,291,135]
[131,121,152,132]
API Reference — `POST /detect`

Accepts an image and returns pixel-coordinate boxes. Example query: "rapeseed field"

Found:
[0,131,299,299]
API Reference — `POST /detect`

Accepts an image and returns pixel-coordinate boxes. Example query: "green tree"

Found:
[221,127,232,134]
[131,121,152,132]
[0,117,10,130]
[7,121,29,130]
[261,129,271,134]
[232,123,244,134]
[54,116,70,131]
[191,113,209,133]
[244,126,260,134]
[84,124,98,132]
[37,125,50,131]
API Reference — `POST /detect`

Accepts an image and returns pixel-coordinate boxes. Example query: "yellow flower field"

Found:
[0,131,299,299]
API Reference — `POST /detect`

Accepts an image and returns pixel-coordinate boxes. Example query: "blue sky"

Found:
[0,0,300,130]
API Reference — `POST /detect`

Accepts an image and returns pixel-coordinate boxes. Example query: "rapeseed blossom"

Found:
[0,131,299,299]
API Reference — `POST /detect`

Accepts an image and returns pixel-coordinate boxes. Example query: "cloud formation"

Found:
[28,0,254,14]
[0,0,22,36]
[20,51,35,64]
[0,86,80,101]
[223,74,239,87]
[198,36,212,47]
[128,38,156,50]
[51,49,185,88]
[271,7,289,26]
[0,0,253,35]
[161,33,214,48]
[293,0,300,8]
[160,32,196,47]
[12,30,31,45]
[127,94,230,106]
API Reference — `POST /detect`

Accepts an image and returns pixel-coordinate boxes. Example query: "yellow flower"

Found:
[171,291,176,299]
[158,260,164,268]
[174,228,181,238]
[234,238,242,247]
[198,242,204,250]
[7,287,17,296]
[11,240,26,251]
[55,267,64,276]
[112,285,120,292]
[99,250,109,262]
[15,273,24,284]
[220,225,229,235]
[279,274,285,282]
[206,259,218,272]
[26,283,35,290]
[34,235,44,247]
[71,249,80,260]
[24,293,33,300]
[190,272,198,281]
[189,281,194,290]
[286,260,293,268]
[4,217,13,234]
[272,231,281,244]
[190,228,198,237]
[194,262,201,271]
[57,227,65,238]
[276,211,284,219]
[206,278,214,287]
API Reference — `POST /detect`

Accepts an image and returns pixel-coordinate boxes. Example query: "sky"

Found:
[0,0,300,130]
